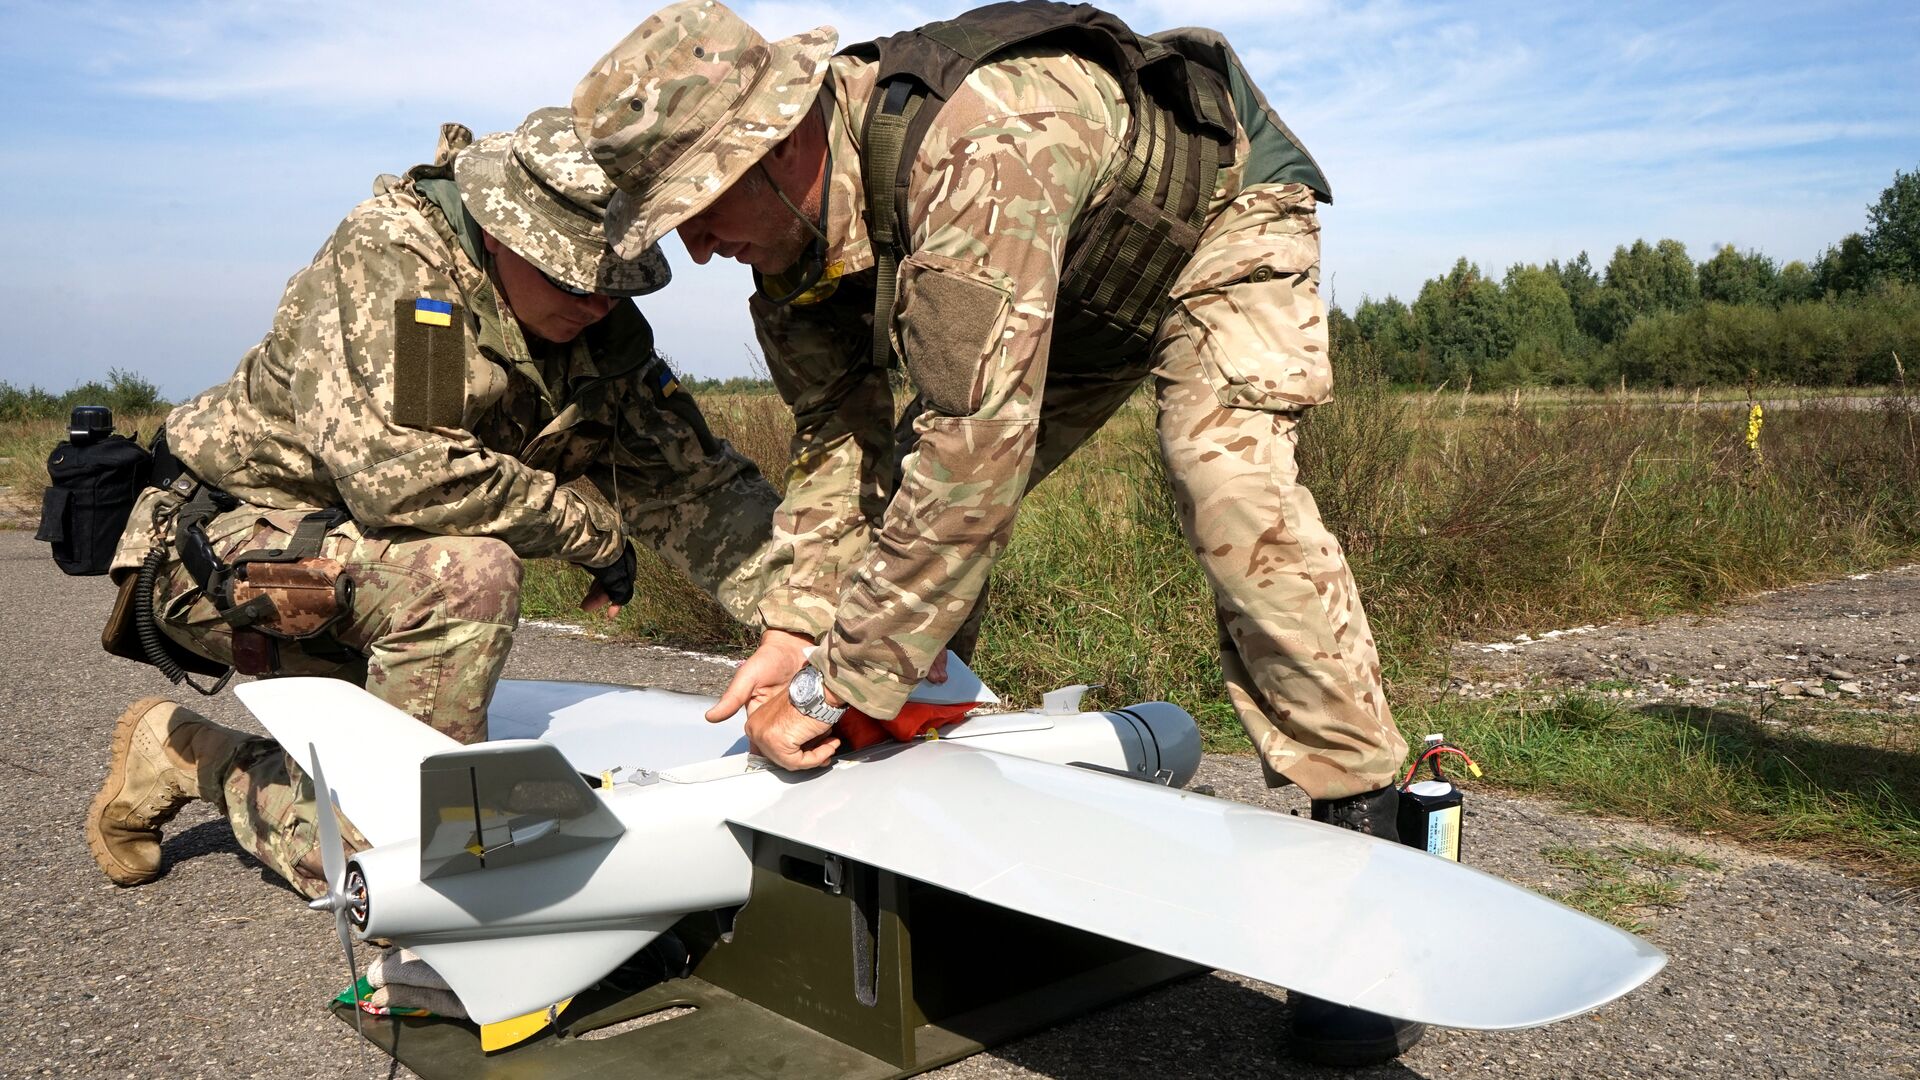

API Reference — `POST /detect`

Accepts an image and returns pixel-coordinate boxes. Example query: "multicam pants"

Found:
[152,507,520,897]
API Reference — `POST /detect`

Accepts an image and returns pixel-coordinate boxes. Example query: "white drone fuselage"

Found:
[238,671,1666,1033]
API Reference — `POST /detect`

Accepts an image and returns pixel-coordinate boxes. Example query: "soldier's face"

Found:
[678,117,827,275]
[678,169,815,274]
[483,235,619,343]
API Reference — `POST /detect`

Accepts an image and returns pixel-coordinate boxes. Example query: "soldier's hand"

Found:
[928,650,950,684]
[581,543,637,618]
[706,628,815,722]
[744,693,841,771]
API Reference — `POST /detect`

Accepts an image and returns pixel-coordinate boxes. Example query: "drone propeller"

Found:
[305,744,364,1040]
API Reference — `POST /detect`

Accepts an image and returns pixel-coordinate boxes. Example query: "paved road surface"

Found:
[2,529,1913,1079]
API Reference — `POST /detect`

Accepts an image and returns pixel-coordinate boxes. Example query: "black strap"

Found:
[865,80,923,370]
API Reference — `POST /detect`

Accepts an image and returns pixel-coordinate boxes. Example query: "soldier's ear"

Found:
[480,230,503,256]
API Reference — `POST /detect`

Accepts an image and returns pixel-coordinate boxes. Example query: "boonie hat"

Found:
[454,106,671,297]
[572,0,837,259]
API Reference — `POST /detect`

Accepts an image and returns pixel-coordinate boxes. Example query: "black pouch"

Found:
[36,434,152,575]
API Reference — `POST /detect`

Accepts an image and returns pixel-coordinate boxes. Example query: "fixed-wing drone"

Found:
[239,663,1665,1056]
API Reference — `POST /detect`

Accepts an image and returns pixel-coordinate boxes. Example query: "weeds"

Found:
[1540,843,1705,932]
[1416,694,1920,885]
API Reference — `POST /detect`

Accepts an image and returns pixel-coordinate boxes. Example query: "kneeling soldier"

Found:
[87,107,782,902]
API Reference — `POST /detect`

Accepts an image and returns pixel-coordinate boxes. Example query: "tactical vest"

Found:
[844,1,1325,371]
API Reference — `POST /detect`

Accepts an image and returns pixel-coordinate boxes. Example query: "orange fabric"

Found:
[834,701,982,750]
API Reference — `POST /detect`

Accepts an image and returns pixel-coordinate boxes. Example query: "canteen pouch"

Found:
[37,434,151,575]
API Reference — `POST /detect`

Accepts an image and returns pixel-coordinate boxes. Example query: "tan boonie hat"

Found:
[453,106,671,297]
[572,0,837,259]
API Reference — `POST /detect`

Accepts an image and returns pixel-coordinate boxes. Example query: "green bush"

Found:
[0,369,169,423]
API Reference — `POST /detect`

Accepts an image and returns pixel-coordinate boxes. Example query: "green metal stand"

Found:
[332,831,1202,1078]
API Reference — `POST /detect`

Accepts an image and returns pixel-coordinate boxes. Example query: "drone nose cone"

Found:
[1123,702,1202,788]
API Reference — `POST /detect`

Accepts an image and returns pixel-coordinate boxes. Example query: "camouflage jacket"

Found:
[118,136,781,622]
[754,48,1327,718]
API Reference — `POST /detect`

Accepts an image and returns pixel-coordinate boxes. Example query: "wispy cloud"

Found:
[1,0,1914,396]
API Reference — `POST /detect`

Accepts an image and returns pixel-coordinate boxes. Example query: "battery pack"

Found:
[1398,780,1463,861]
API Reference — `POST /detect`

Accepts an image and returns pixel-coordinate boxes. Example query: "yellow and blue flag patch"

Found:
[413,298,453,327]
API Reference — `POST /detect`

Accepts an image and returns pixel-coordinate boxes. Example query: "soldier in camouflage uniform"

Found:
[571,2,1418,1063]
[86,107,783,901]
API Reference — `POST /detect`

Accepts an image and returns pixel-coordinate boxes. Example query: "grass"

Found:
[1539,842,1713,932]
[1413,694,1920,886]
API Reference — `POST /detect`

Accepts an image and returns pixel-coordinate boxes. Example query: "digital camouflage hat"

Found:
[454,106,671,297]
[572,0,837,259]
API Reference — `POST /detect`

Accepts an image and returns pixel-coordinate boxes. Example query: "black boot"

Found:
[1288,785,1427,1066]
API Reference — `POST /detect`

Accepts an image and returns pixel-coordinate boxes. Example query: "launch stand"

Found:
[331,832,1203,1078]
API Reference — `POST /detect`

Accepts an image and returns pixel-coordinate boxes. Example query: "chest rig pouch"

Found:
[844,1,1237,372]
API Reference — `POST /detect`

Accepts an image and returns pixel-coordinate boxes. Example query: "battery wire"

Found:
[1400,744,1484,790]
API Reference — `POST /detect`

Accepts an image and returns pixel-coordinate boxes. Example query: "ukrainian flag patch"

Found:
[413,298,454,327]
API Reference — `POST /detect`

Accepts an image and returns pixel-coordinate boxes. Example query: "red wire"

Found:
[1400,745,1481,790]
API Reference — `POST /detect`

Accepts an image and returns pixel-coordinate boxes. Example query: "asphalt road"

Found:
[2,528,1914,1079]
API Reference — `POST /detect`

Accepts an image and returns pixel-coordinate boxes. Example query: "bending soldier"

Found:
[86,108,782,902]
[572,1,1415,1064]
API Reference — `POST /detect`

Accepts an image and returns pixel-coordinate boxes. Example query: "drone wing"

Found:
[731,741,1667,1031]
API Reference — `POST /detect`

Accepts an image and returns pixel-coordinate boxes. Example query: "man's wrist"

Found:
[788,664,847,724]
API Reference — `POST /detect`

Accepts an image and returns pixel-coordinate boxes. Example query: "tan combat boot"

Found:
[86,697,247,886]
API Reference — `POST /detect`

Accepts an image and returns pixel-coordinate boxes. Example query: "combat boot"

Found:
[1288,785,1428,1066]
[86,697,247,886]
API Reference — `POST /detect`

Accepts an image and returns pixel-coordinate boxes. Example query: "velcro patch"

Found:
[393,298,467,429]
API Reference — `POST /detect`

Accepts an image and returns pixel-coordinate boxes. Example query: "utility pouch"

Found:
[226,557,354,640]
[101,574,231,677]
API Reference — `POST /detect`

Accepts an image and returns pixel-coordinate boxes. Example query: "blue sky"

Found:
[0,0,1914,398]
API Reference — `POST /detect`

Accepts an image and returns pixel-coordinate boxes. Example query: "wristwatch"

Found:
[788,664,848,725]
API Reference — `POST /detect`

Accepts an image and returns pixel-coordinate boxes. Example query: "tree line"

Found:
[1332,167,1920,390]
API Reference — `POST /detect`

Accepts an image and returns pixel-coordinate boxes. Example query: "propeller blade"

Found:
[306,744,362,1039]
[307,744,346,897]
[336,909,363,1040]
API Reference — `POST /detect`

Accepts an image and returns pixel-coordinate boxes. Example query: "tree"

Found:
[1352,296,1422,383]
[1774,260,1818,305]
[1814,233,1873,294]
[1864,166,1920,285]
[1588,239,1698,342]
[1549,251,1605,343]
[1411,258,1508,385]
[1697,244,1777,306]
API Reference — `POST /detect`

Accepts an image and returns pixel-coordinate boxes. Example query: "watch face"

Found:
[790,667,821,706]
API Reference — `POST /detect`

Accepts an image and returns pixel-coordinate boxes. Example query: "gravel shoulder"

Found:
[3,530,1915,1079]
[1449,563,1920,711]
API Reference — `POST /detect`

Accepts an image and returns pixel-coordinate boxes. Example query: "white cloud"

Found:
[3,0,1915,395]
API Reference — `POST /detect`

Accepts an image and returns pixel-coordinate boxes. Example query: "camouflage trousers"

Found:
[1151,342,1406,800]
[152,505,520,897]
